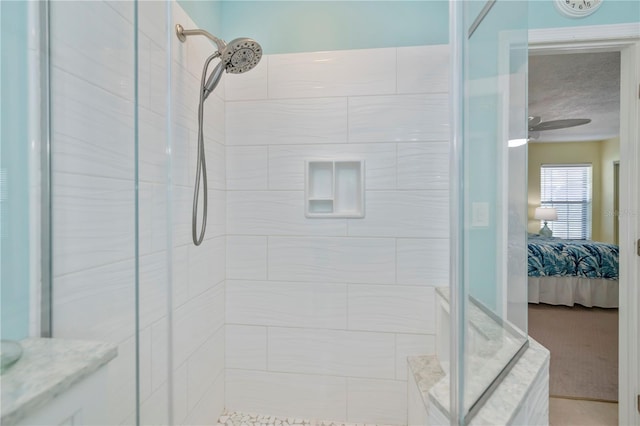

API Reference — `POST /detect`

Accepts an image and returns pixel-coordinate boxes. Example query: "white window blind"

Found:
[540,164,592,240]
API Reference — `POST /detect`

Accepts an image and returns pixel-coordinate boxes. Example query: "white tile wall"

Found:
[225,325,268,370]
[347,378,407,425]
[53,3,450,422]
[268,237,396,284]
[226,236,268,280]
[267,48,397,98]
[226,98,349,145]
[226,370,348,421]
[226,44,450,424]
[268,328,396,379]
[348,94,450,143]
[226,280,347,329]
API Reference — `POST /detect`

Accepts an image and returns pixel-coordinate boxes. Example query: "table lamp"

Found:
[534,207,558,237]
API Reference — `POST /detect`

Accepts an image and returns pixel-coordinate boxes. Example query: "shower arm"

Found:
[175,24,226,53]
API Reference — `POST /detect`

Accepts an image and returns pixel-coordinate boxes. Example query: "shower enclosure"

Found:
[1,0,531,425]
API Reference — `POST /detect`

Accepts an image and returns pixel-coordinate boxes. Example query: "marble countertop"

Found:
[1,338,117,426]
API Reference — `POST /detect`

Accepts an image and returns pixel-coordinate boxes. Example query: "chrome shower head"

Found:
[221,38,262,74]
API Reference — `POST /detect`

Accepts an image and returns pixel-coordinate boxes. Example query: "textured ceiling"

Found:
[528,51,620,143]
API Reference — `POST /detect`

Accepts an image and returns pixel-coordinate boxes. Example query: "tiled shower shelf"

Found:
[305,160,364,218]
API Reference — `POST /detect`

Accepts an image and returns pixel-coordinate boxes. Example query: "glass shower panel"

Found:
[48,1,139,424]
[137,0,172,424]
[452,0,529,422]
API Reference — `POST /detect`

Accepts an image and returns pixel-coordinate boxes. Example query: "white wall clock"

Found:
[554,0,603,18]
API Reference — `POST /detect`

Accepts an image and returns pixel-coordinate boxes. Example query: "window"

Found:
[540,164,592,239]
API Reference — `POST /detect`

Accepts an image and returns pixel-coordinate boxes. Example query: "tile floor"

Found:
[549,397,618,426]
[216,412,386,426]
[218,397,618,426]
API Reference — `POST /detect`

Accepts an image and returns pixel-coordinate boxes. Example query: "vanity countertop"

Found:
[1,338,117,426]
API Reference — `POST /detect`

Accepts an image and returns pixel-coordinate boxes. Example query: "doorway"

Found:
[528,24,640,426]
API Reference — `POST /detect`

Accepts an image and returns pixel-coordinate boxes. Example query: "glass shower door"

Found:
[450,0,529,423]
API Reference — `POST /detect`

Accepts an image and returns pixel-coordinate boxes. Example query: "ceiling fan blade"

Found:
[530,118,591,132]
[528,116,541,127]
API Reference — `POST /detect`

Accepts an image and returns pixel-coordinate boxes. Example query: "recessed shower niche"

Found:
[305,160,365,218]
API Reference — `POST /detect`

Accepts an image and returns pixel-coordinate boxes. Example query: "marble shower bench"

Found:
[407,289,550,425]
[1,338,117,426]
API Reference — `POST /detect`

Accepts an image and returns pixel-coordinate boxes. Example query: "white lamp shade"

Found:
[534,207,558,221]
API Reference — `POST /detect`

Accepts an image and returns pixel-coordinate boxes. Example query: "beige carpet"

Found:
[528,303,618,402]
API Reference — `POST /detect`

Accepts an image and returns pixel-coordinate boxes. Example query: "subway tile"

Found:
[225,56,268,101]
[227,191,347,236]
[205,139,227,191]
[139,251,169,329]
[138,326,153,401]
[347,378,407,425]
[202,93,226,144]
[347,191,449,238]
[397,141,449,190]
[205,189,226,239]
[187,326,225,412]
[184,370,225,425]
[137,0,167,49]
[151,317,169,392]
[349,94,449,142]
[395,334,436,380]
[172,185,192,248]
[226,370,347,421]
[226,146,269,190]
[268,328,395,379]
[268,143,396,191]
[226,236,268,280]
[226,325,268,370]
[172,362,189,425]
[50,1,134,101]
[107,336,136,424]
[139,108,168,185]
[268,237,396,284]
[140,381,170,426]
[226,98,348,145]
[187,236,225,299]
[268,48,396,98]
[138,33,168,116]
[397,238,450,286]
[348,285,435,334]
[173,282,225,367]
[171,125,192,188]
[226,280,347,329]
[172,245,189,308]
[51,68,134,181]
[397,45,449,94]
[53,261,136,344]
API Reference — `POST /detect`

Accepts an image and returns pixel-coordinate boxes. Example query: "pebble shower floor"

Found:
[216,411,388,426]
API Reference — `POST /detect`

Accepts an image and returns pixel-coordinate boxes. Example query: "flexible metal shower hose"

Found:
[192,52,220,246]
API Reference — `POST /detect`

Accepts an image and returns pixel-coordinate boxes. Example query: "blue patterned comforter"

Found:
[527,236,619,280]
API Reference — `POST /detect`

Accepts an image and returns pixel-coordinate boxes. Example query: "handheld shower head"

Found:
[203,61,225,101]
[220,38,262,74]
[176,24,264,246]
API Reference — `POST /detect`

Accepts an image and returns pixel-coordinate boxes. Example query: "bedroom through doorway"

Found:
[526,49,621,425]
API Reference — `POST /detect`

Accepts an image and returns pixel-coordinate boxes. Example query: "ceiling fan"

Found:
[528,116,591,140]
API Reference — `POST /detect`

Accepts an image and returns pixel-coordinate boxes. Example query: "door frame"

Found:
[529,23,640,425]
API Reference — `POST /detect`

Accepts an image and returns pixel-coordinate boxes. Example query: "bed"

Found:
[527,234,619,308]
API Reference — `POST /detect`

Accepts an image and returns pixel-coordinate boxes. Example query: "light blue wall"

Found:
[1,0,30,341]
[529,0,640,29]
[178,0,639,55]
[179,1,449,54]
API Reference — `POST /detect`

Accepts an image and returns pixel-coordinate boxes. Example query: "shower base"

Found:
[216,411,385,426]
